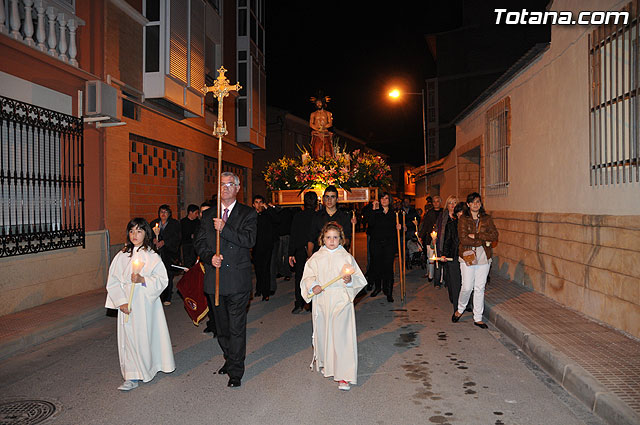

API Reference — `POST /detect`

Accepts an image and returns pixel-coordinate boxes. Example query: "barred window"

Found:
[589,1,640,185]
[0,96,85,258]
[484,97,510,196]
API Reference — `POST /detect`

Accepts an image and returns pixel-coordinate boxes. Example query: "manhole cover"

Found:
[0,400,56,425]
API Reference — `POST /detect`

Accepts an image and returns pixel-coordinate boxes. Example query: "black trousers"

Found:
[293,249,307,309]
[253,248,272,296]
[446,261,472,312]
[369,240,395,290]
[161,266,176,302]
[205,293,217,332]
[213,290,251,380]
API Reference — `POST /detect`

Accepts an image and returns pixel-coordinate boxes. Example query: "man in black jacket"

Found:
[288,191,318,313]
[306,185,353,256]
[194,172,257,388]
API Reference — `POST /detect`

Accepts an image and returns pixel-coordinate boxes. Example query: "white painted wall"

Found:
[0,71,72,115]
[456,0,640,215]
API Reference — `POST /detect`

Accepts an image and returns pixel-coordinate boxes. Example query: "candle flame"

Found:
[430,231,437,239]
[341,264,355,276]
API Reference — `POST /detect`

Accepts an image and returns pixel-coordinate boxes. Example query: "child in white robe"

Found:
[301,221,367,391]
[106,218,176,391]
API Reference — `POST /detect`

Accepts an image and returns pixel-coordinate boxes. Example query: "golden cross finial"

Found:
[203,66,243,137]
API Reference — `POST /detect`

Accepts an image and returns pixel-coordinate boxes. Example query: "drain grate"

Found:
[0,400,56,425]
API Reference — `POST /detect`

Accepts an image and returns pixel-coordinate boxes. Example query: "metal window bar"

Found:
[0,95,85,258]
[589,2,640,185]
[485,99,509,196]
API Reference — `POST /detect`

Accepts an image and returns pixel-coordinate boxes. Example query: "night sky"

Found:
[266,0,549,164]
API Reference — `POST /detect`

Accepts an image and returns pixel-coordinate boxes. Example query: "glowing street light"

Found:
[387,88,428,196]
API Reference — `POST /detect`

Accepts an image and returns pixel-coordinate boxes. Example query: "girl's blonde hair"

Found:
[318,221,345,247]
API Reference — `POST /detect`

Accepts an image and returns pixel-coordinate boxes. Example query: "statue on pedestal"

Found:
[309,95,334,159]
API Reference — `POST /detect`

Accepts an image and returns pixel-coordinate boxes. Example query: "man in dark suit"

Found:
[194,172,257,388]
[150,204,181,305]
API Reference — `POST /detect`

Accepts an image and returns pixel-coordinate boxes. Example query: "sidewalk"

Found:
[0,289,107,361]
[484,273,640,425]
[0,272,639,425]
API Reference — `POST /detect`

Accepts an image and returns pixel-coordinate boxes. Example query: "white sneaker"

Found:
[338,380,351,391]
[117,380,139,391]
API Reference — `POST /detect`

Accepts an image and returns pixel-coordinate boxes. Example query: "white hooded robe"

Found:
[106,248,176,382]
[300,245,367,384]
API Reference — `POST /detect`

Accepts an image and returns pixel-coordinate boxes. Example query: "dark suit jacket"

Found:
[194,203,257,295]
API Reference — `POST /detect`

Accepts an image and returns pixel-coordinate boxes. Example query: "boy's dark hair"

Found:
[200,201,212,209]
[318,221,345,247]
[187,204,199,214]
[303,191,318,210]
[324,185,338,196]
[252,194,266,203]
[123,218,156,256]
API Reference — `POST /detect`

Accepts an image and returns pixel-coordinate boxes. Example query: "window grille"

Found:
[484,97,510,196]
[589,1,640,185]
[0,96,84,258]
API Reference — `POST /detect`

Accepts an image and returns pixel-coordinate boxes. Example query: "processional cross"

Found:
[203,66,242,306]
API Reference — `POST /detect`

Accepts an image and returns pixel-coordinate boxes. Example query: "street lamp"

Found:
[388,88,428,196]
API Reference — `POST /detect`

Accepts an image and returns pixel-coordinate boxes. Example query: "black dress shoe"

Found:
[262,295,269,301]
[203,327,214,334]
[291,306,302,314]
[371,289,381,297]
[386,295,394,303]
[452,312,462,323]
[227,378,241,387]
[217,365,228,375]
[474,322,488,329]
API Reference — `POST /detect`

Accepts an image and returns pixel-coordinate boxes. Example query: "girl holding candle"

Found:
[105,218,176,391]
[452,193,499,329]
[301,221,367,391]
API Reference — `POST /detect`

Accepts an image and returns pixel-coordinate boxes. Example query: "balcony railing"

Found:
[0,0,85,67]
[0,94,85,258]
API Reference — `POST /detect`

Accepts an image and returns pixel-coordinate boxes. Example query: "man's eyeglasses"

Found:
[221,182,238,188]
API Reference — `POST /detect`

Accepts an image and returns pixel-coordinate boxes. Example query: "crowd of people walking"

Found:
[105,173,498,393]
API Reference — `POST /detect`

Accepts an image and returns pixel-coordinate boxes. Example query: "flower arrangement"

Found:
[263,157,302,191]
[263,149,392,191]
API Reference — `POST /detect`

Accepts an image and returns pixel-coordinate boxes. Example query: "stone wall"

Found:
[0,231,109,316]
[491,210,640,338]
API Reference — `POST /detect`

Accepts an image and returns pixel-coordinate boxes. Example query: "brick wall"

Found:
[492,210,640,338]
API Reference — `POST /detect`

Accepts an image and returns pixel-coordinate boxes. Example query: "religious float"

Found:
[265,95,392,205]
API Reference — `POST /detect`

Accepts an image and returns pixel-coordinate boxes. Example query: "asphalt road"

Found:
[0,238,604,425]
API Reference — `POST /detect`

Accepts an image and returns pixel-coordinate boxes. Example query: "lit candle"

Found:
[153,223,160,237]
[307,264,356,299]
[125,259,145,323]
[430,230,439,267]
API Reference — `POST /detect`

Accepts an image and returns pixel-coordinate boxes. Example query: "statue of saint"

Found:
[309,96,334,159]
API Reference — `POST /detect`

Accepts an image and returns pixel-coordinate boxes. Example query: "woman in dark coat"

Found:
[442,202,469,313]
[365,192,402,302]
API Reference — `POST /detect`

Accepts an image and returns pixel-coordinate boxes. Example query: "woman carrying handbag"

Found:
[452,193,499,329]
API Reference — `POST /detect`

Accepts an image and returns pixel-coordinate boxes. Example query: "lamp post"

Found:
[388,89,428,196]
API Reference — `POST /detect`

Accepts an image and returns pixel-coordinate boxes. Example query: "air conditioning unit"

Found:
[85,80,121,121]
